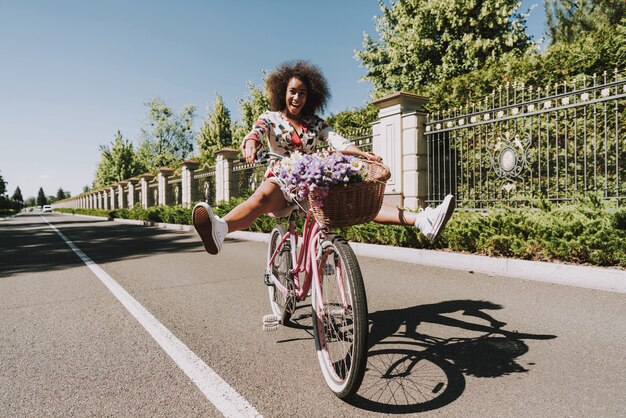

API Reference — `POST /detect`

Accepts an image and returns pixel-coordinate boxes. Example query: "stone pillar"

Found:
[109,186,117,210]
[157,168,174,206]
[181,161,199,208]
[102,190,109,210]
[215,149,240,203]
[117,182,127,209]
[372,92,429,210]
[127,179,139,208]
[140,174,154,209]
[97,191,103,210]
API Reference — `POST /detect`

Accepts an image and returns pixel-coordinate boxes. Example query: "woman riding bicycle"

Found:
[193,60,455,254]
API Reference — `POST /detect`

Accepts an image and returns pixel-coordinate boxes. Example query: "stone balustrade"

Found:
[53,94,430,211]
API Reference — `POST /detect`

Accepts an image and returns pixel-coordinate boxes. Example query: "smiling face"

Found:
[284,77,308,119]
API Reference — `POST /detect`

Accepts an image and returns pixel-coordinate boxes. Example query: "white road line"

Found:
[42,216,261,418]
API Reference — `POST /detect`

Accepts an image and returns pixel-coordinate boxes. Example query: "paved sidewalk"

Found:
[228,230,626,294]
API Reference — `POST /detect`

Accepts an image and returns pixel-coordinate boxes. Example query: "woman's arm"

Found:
[340,144,383,162]
[241,114,270,164]
[318,120,382,162]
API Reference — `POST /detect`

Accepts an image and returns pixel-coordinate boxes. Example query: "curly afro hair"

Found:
[265,60,330,117]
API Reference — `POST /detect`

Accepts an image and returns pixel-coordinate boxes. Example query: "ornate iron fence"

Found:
[193,167,216,205]
[425,70,626,208]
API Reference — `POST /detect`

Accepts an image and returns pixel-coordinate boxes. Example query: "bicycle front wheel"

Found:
[312,234,368,400]
[267,225,295,324]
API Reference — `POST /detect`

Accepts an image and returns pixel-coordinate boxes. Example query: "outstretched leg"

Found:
[374,194,456,242]
[193,180,288,254]
[223,181,288,231]
[374,204,418,226]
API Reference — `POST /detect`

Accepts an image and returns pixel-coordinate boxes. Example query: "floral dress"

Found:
[241,111,353,157]
[241,111,355,202]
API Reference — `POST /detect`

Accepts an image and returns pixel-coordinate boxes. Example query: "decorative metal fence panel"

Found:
[169,177,182,205]
[148,181,158,207]
[232,160,266,198]
[193,167,216,205]
[425,70,626,208]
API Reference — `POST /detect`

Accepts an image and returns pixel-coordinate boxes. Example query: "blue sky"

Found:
[0,0,546,200]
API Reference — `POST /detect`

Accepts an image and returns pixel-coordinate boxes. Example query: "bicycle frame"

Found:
[267,210,349,313]
[261,149,350,315]
[262,150,369,399]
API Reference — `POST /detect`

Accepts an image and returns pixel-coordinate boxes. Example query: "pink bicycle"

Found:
[260,151,383,400]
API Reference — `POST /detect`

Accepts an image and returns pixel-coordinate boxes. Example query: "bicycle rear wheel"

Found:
[267,225,295,324]
[312,234,368,400]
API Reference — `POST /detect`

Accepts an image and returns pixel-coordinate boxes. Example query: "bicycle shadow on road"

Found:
[352,299,557,413]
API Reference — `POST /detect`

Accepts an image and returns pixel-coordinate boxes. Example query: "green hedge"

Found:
[0,209,19,217]
[54,197,626,268]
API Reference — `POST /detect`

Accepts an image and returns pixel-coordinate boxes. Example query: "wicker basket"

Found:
[307,161,391,228]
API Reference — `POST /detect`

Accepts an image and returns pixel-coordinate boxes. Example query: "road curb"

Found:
[53,213,625,293]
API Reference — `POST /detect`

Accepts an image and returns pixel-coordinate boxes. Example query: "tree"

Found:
[197,94,233,165]
[83,185,91,193]
[94,130,143,188]
[136,98,196,171]
[326,104,379,138]
[36,187,47,207]
[56,187,66,200]
[355,0,531,96]
[232,82,270,143]
[545,0,626,45]
[24,196,36,207]
[425,0,626,112]
[0,172,6,196]
[12,186,23,203]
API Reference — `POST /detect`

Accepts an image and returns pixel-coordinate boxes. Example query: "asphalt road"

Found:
[1,212,625,417]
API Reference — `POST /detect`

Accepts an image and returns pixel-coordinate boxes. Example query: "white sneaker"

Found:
[192,202,228,255]
[415,195,456,242]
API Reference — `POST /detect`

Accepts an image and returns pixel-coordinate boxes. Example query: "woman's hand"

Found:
[363,152,382,162]
[244,139,260,164]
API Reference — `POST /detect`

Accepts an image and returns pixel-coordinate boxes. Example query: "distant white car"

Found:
[42,205,52,212]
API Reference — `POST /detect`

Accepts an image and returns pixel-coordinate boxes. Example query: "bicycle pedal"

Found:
[262,314,279,332]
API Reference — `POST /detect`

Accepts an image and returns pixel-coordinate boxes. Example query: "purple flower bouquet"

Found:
[277,151,369,206]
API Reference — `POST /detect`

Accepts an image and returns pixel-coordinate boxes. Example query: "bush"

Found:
[0,209,19,217]
[53,199,626,268]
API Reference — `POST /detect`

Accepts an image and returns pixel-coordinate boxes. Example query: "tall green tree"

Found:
[326,104,379,138]
[197,94,233,165]
[12,186,23,203]
[545,0,626,45]
[94,130,143,188]
[0,172,6,196]
[427,1,626,111]
[56,187,66,200]
[355,0,531,96]
[36,187,47,207]
[232,82,270,143]
[136,98,196,171]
